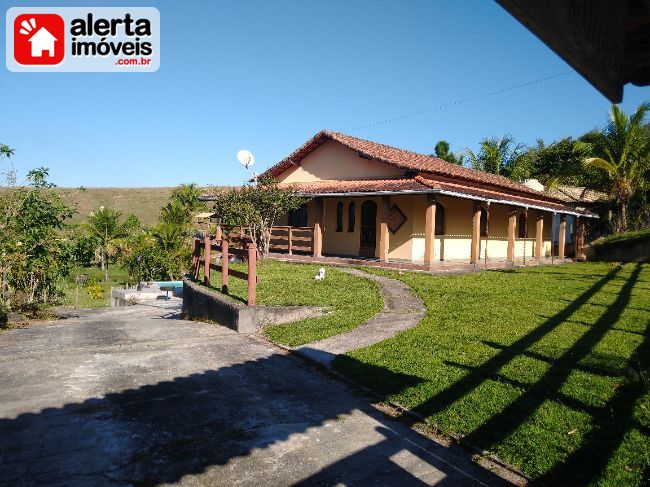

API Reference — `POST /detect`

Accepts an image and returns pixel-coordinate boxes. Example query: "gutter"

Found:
[435,189,598,218]
[296,189,438,197]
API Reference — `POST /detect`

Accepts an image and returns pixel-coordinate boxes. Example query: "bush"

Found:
[72,233,98,267]
[121,237,179,282]
[86,282,104,300]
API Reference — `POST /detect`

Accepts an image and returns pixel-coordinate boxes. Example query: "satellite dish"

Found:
[237,149,255,169]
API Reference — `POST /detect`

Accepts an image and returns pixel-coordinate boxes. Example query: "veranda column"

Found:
[535,211,544,260]
[424,194,437,267]
[507,207,517,263]
[470,201,482,264]
[312,198,324,257]
[576,217,585,258]
[558,215,567,259]
[379,196,391,262]
[203,234,211,285]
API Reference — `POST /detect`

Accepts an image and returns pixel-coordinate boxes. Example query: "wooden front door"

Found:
[359,200,377,258]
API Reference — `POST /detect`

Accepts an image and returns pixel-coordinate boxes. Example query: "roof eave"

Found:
[435,189,598,218]
[296,189,439,197]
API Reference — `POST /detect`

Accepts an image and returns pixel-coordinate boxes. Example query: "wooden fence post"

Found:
[221,238,229,293]
[576,217,585,258]
[203,234,211,286]
[192,238,201,279]
[288,227,293,255]
[247,242,257,306]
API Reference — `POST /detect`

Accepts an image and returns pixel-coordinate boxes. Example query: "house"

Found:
[264,130,595,265]
[542,183,609,244]
[29,27,57,57]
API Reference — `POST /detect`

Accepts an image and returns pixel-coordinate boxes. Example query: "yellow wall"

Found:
[322,197,363,256]
[277,140,403,183]
[275,140,555,261]
[313,195,553,261]
[315,195,416,259]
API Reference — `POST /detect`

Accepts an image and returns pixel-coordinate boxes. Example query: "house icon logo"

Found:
[13,14,65,65]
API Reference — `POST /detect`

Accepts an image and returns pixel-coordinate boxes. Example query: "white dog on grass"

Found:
[314,267,326,281]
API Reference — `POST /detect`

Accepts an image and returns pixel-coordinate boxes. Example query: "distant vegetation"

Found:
[435,102,650,233]
[0,138,210,317]
[1,102,648,318]
[592,228,650,246]
[57,186,227,226]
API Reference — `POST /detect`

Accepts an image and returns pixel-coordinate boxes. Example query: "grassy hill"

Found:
[57,186,227,226]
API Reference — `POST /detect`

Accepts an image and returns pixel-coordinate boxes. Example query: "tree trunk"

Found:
[620,201,628,233]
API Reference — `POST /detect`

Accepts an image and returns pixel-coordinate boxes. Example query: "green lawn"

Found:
[333,262,649,486]
[593,228,650,246]
[206,260,383,346]
[63,265,131,308]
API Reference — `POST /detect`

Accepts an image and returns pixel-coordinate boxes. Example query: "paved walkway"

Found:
[269,252,575,275]
[295,269,426,367]
[0,303,506,486]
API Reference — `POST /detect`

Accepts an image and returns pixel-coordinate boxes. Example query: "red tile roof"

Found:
[281,176,588,215]
[267,130,548,198]
[279,177,432,194]
[422,178,573,213]
[266,130,594,215]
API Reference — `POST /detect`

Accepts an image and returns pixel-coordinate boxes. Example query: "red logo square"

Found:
[14,14,65,66]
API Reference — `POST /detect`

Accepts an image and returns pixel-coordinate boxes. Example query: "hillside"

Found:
[57,187,227,226]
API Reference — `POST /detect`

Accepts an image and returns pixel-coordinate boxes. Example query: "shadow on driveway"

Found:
[0,309,505,486]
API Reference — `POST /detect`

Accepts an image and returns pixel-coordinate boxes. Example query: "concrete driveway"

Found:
[0,302,506,486]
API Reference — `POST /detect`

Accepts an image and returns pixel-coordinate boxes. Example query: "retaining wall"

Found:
[585,238,650,263]
[182,278,323,333]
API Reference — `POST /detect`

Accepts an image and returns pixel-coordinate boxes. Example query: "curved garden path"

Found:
[294,268,426,367]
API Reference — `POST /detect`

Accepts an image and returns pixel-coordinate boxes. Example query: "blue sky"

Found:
[2,0,648,187]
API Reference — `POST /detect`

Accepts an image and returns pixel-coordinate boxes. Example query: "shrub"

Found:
[86,282,104,300]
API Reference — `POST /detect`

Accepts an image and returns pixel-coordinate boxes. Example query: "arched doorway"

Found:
[359,200,377,258]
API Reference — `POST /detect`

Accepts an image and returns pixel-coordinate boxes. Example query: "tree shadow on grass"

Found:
[335,264,648,484]
[536,321,649,486]
[409,265,626,420]
[450,264,644,483]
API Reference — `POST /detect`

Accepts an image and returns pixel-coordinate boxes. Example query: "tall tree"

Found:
[170,183,205,215]
[433,140,464,165]
[1,164,74,313]
[464,136,530,180]
[120,184,205,283]
[583,102,650,232]
[526,137,596,187]
[86,207,136,281]
[213,176,306,256]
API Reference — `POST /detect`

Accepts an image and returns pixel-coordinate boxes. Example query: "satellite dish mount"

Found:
[237,149,258,183]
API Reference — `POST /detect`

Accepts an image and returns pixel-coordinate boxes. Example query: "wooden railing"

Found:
[191,235,257,306]
[269,226,314,255]
[218,224,253,241]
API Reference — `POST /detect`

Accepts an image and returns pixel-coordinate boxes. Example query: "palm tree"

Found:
[464,136,530,180]
[583,102,650,232]
[159,201,192,227]
[86,207,139,281]
[170,183,205,214]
